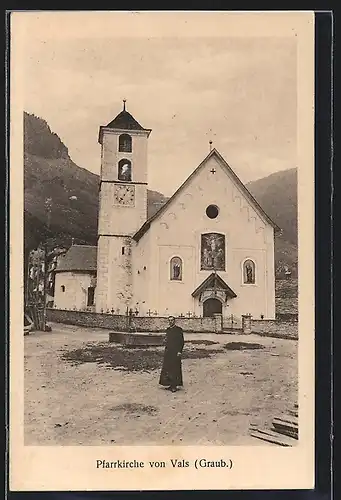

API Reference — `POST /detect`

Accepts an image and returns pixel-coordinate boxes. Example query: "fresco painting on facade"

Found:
[200,233,226,271]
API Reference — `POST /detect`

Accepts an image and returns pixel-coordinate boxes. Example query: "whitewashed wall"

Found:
[54,272,95,311]
[134,154,275,319]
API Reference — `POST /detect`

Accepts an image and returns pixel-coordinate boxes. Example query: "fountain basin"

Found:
[109,331,165,347]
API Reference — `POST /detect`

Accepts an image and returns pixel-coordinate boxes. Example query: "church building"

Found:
[93,102,279,319]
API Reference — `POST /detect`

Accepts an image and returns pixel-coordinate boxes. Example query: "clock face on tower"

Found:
[114,184,135,206]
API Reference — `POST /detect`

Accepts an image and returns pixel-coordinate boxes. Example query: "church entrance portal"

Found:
[203,298,222,317]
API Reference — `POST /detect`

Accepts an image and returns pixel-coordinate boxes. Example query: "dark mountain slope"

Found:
[247,168,297,246]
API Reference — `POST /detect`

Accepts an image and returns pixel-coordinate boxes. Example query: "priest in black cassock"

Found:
[159,316,184,393]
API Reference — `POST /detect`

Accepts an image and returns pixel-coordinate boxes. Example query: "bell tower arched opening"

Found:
[119,133,132,153]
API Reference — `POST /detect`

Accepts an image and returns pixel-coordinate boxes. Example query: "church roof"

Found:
[192,273,237,299]
[133,148,281,242]
[55,245,97,273]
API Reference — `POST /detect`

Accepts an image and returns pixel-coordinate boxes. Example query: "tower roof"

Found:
[105,110,147,131]
[98,101,151,143]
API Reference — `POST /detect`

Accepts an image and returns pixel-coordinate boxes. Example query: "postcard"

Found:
[9,10,315,491]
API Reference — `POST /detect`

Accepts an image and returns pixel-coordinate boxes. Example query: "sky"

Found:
[20,13,297,196]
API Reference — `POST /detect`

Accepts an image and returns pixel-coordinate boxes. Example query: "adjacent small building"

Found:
[53,245,97,310]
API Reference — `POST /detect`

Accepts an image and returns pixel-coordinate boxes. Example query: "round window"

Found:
[206,205,219,219]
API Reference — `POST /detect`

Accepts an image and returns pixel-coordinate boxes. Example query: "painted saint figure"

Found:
[159,316,184,393]
[202,248,211,268]
[173,262,181,280]
[170,256,182,280]
[244,260,255,284]
[246,264,253,283]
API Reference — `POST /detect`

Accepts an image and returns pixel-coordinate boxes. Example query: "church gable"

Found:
[133,149,279,242]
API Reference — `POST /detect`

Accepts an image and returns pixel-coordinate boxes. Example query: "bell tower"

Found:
[95,101,151,313]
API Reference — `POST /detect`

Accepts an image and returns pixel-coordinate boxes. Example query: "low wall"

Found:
[47,309,217,333]
[47,309,298,339]
[251,319,298,340]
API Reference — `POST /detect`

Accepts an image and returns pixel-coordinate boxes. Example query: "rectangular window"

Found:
[87,287,95,306]
[122,247,125,255]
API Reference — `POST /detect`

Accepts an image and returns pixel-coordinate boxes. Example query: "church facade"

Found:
[94,103,279,320]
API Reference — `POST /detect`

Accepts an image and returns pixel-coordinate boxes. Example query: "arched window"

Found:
[170,257,183,281]
[118,159,132,181]
[243,259,256,284]
[61,285,65,292]
[119,134,132,153]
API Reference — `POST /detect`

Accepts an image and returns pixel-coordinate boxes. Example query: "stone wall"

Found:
[275,278,298,320]
[47,308,217,333]
[47,308,128,330]
[130,316,216,333]
[251,319,298,340]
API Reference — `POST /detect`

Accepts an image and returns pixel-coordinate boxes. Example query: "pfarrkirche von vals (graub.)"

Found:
[96,459,232,469]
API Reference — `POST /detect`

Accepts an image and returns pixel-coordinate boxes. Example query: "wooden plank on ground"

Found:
[249,427,297,447]
[288,409,299,418]
[272,416,298,440]
[273,415,298,427]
